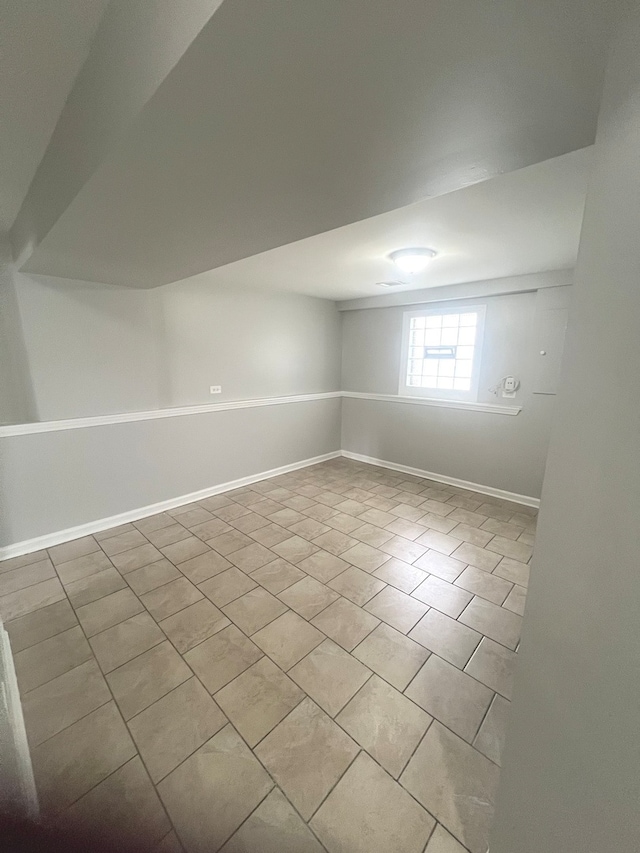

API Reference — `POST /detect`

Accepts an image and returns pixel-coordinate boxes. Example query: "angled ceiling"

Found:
[167,148,590,301]
[0,0,110,231]
[11,0,616,288]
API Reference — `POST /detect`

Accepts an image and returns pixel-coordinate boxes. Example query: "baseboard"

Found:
[0,451,342,560]
[340,450,540,508]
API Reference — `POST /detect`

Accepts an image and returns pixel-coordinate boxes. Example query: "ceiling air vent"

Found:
[375,280,406,288]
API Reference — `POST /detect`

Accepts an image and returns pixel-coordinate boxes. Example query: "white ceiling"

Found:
[170,148,590,301]
[17,0,613,287]
[0,0,110,232]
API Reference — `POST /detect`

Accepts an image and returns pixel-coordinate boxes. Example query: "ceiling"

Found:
[12,0,615,288]
[166,148,590,301]
[0,0,110,232]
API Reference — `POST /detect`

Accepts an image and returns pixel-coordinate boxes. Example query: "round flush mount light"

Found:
[389,247,437,275]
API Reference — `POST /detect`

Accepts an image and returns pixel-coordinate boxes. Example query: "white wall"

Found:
[0,254,37,425]
[491,9,640,851]
[341,282,567,498]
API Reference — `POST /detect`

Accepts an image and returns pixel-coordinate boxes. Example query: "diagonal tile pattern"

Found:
[1,458,534,852]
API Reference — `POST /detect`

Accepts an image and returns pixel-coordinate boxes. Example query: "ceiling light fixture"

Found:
[375,280,406,288]
[389,247,437,274]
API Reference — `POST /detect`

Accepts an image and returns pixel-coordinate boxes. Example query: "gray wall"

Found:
[492,10,640,852]
[0,257,37,425]
[341,286,565,498]
[1,399,341,545]
[160,279,342,406]
[12,272,342,420]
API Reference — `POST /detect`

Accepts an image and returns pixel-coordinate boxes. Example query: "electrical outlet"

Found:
[210,385,222,394]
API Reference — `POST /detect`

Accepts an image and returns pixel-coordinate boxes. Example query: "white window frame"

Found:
[398,304,486,402]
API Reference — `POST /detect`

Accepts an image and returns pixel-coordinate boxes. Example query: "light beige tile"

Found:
[419,512,459,534]
[289,638,371,716]
[6,598,76,652]
[125,559,180,595]
[64,566,127,607]
[485,535,533,563]
[373,557,428,593]
[199,567,257,607]
[378,535,427,564]
[77,587,144,636]
[248,522,292,548]
[59,756,171,847]
[451,542,500,572]
[455,565,513,605]
[0,550,49,573]
[0,560,55,597]
[459,596,522,650]
[134,512,176,534]
[405,655,493,742]
[518,530,536,546]
[415,530,462,556]
[160,598,230,653]
[252,610,324,670]
[32,702,136,816]
[353,622,429,690]
[414,550,466,582]
[448,523,494,548]
[312,597,379,651]
[400,722,500,853]
[447,507,489,528]
[357,507,396,527]
[250,558,305,594]
[177,550,233,585]
[311,751,435,853]
[311,529,358,556]
[129,677,226,782]
[155,830,184,853]
[198,494,234,511]
[444,493,484,512]
[215,657,304,746]
[480,517,524,540]
[206,528,254,556]
[412,575,473,618]
[160,537,210,565]
[271,535,319,564]
[143,523,192,549]
[337,675,431,777]
[288,517,331,540]
[107,640,192,720]
[384,518,429,541]
[425,824,469,853]
[112,544,165,574]
[494,556,530,587]
[14,626,91,693]
[232,511,272,534]
[141,577,202,621]
[328,566,386,605]
[502,583,527,616]
[222,587,288,635]
[390,503,426,523]
[23,659,111,747]
[227,542,277,572]
[364,585,428,633]
[255,697,358,820]
[278,576,339,619]
[350,522,394,548]
[185,624,263,693]
[305,503,341,524]
[465,636,517,698]
[0,577,65,622]
[158,725,273,853]
[172,506,215,528]
[94,523,138,542]
[100,529,147,556]
[325,511,365,534]
[298,550,349,583]
[267,507,308,528]
[90,612,164,672]
[214,503,252,523]
[0,560,56,596]
[409,609,481,668]
[220,788,324,853]
[473,693,510,765]
[188,518,234,542]
[55,551,112,584]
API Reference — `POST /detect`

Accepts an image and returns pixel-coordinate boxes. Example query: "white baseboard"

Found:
[340,450,540,508]
[0,451,342,561]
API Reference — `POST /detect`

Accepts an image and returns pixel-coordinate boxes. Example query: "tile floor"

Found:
[0,458,535,853]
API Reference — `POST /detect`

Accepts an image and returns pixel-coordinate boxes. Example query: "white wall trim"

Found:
[0,391,342,437]
[341,450,540,508]
[343,391,521,416]
[0,451,342,560]
[0,390,519,436]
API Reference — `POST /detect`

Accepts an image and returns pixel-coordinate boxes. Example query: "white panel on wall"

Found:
[532,285,572,395]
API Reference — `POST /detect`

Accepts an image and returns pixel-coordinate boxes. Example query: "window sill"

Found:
[342,391,522,416]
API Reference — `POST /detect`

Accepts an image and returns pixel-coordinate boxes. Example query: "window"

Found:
[399,305,486,401]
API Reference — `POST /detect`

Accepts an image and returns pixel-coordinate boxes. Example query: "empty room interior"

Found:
[1,2,639,852]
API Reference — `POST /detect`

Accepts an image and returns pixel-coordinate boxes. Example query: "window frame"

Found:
[398,304,487,402]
